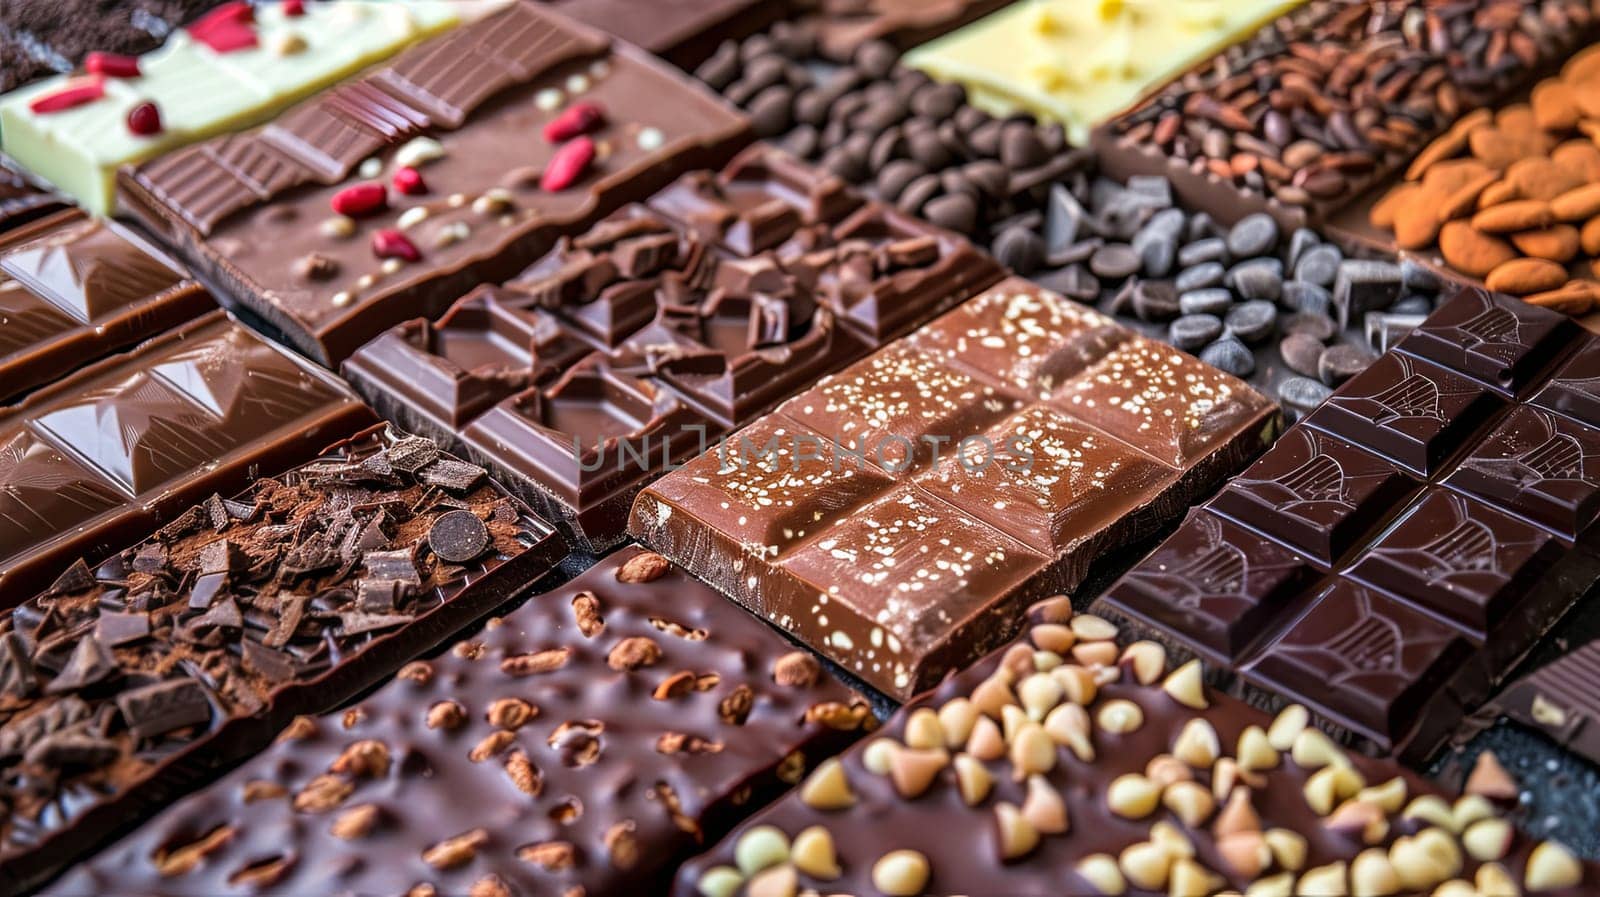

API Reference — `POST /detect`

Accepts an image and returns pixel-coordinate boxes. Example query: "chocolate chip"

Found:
[1294,245,1342,287]
[1169,314,1223,351]
[47,559,96,596]
[694,43,741,90]
[1131,230,1176,278]
[428,510,490,563]
[853,40,899,79]
[1279,333,1326,378]
[1230,260,1282,302]
[1225,300,1278,344]
[1000,122,1049,169]
[747,85,794,138]
[922,192,977,236]
[1226,213,1279,258]
[1400,259,1442,293]
[1199,336,1255,377]
[1175,262,1225,293]
[1132,280,1180,322]
[1176,238,1226,268]
[418,458,486,492]
[45,637,117,695]
[1318,343,1375,386]
[1278,376,1333,418]
[1281,281,1331,316]
[992,226,1046,275]
[1088,243,1140,280]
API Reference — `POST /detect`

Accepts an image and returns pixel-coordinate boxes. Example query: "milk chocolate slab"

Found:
[0,310,375,609]
[120,1,750,366]
[1096,288,1600,762]
[0,161,65,235]
[344,146,1002,551]
[632,277,1276,698]
[0,427,565,893]
[0,210,214,404]
[674,601,1597,897]
[542,0,786,67]
[1491,640,1600,766]
[48,546,869,897]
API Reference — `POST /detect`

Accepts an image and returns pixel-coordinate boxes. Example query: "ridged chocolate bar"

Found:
[0,310,376,609]
[1094,288,1600,762]
[0,160,64,235]
[119,0,750,366]
[343,145,1003,551]
[0,426,566,893]
[631,276,1277,699]
[47,547,870,897]
[0,210,213,404]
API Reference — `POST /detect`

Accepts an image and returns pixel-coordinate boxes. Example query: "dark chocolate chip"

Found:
[1294,245,1342,287]
[1089,243,1140,280]
[1279,333,1326,378]
[992,226,1046,275]
[1176,238,1226,268]
[1318,342,1375,386]
[1226,212,1279,258]
[1225,300,1278,344]
[1169,314,1224,350]
[1179,288,1233,316]
[1278,376,1333,418]
[45,637,117,695]
[1231,262,1283,302]
[1199,336,1255,377]
[1281,281,1331,316]
[429,510,491,563]
[853,40,899,79]
[747,85,794,138]
[1175,262,1225,293]
[1132,280,1180,322]
[921,192,978,235]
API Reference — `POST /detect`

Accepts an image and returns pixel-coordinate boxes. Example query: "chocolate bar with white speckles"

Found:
[630,276,1277,699]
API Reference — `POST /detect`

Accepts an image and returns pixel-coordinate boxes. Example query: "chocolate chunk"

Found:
[428,510,491,563]
[1225,212,1279,258]
[0,634,38,699]
[46,560,96,597]
[95,611,151,648]
[45,637,117,695]
[117,680,211,741]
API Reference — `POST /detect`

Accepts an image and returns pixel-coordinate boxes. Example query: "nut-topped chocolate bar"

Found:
[1095,287,1600,762]
[47,547,872,897]
[631,276,1277,699]
[118,0,751,366]
[674,599,1597,896]
[344,145,1004,551]
[0,427,566,892]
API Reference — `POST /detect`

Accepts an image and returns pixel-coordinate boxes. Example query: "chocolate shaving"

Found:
[417,458,486,492]
[45,637,117,695]
[384,436,439,473]
[116,680,211,741]
[46,559,96,596]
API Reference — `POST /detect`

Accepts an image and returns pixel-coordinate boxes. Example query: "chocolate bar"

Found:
[0,1,468,215]
[0,310,376,609]
[673,599,1597,896]
[1097,0,1599,226]
[1094,288,1600,762]
[344,145,1003,551]
[794,0,1013,62]
[0,210,214,403]
[539,0,786,67]
[119,1,750,366]
[1489,640,1600,768]
[47,546,871,897]
[0,426,566,892]
[630,277,1276,699]
[0,160,65,234]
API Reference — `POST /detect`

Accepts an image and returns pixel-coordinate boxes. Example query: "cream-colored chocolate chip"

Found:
[1525,840,1582,891]
[904,708,944,750]
[1452,794,1495,830]
[1001,705,1031,745]
[1170,857,1221,897]
[423,828,489,870]
[1030,623,1075,654]
[1431,879,1477,897]
[1001,644,1035,681]
[967,716,1006,761]
[745,863,796,897]
[1305,765,1365,816]
[1072,854,1124,895]
[330,804,380,840]
[1096,699,1144,734]
[1389,829,1461,891]
[792,826,841,880]
[1118,841,1173,891]
[1297,861,1348,895]
[1018,673,1064,720]
[1022,774,1068,834]
[1462,818,1512,862]
[1010,723,1056,779]
[1043,703,1094,761]
[995,802,1041,860]
[1215,786,1261,837]
[871,849,930,896]
[1072,641,1119,667]
[395,136,445,169]
[889,747,949,799]
[1163,780,1215,827]
[1465,750,1519,801]
[696,865,743,897]
[1146,754,1193,787]
[954,753,994,805]
[1265,828,1308,872]
[734,825,790,876]
[938,698,978,748]
[971,674,1019,718]
[320,216,355,239]
[1162,659,1208,709]
[1324,800,1388,845]
[1070,614,1118,641]
[1247,872,1296,897]
[1118,641,1166,684]
[1051,664,1098,706]
[1351,848,1401,897]
[1402,795,1458,832]
[1151,820,1195,859]
[1107,774,1161,819]
[1356,777,1407,814]
[1211,758,1264,800]
[1033,650,1064,672]
[799,758,855,810]
[1236,725,1279,771]
[1291,727,1349,771]
[1268,703,1309,751]
[1218,831,1268,878]
[1476,861,1517,895]
[773,651,821,687]
[1172,718,1220,769]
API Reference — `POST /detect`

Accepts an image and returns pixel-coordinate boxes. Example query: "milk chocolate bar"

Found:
[674,599,1597,896]
[1095,288,1600,762]
[0,310,376,608]
[0,210,213,403]
[0,426,566,892]
[47,547,871,897]
[540,0,786,67]
[631,277,1276,698]
[344,146,1003,551]
[119,1,750,366]
[0,160,64,234]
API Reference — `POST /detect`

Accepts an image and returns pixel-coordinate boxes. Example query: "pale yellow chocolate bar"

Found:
[0,1,473,215]
[907,0,1306,145]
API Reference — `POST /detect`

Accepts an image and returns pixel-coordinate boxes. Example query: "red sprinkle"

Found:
[283,0,306,15]
[27,77,105,114]
[371,229,420,262]
[541,136,596,192]
[543,101,605,143]
[86,52,140,78]
[330,182,388,218]
[126,102,162,136]
[392,166,427,196]
[192,21,258,53]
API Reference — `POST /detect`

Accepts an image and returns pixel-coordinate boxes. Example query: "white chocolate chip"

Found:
[733,826,790,877]
[434,221,470,249]
[565,73,590,93]
[1169,857,1221,897]
[321,216,355,239]
[966,716,1005,761]
[381,258,402,275]
[1119,641,1166,684]
[358,157,382,179]
[1525,841,1582,891]
[1162,780,1215,827]
[1050,664,1097,706]
[330,291,352,307]
[1268,704,1309,751]
[1076,853,1126,896]
[1290,727,1348,771]
[871,850,929,896]
[1462,818,1512,863]
[862,739,899,776]
[1351,848,1401,897]
[1020,774,1068,834]
[994,802,1040,860]
[1218,831,1268,879]
[954,753,993,806]
[1402,796,1458,832]
[903,708,943,750]
[797,758,854,811]
[1296,861,1348,896]
[937,698,977,748]
[1146,754,1193,787]
[1215,786,1262,837]
[397,206,430,230]
[1357,777,1408,814]
[636,127,665,152]
[1106,774,1160,819]
[355,274,376,290]
[1018,674,1063,721]
[1265,829,1308,872]
[791,826,840,880]
[271,31,307,55]
[1118,841,1172,891]
[534,88,563,110]
[1161,659,1207,709]
[1009,723,1056,778]
[745,864,796,897]
[888,747,947,799]
[1172,718,1220,768]
[1476,861,1517,895]
[1096,699,1144,735]
[1069,614,1118,641]
[1236,725,1279,772]
[1304,765,1365,816]
[1030,624,1075,654]
[1246,872,1296,897]
[394,136,445,169]
[695,865,743,897]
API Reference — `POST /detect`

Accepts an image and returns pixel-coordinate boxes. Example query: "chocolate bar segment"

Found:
[540,0,786,67]
[1095,288,1600,761]
[47,547,869,897]
[0,161,65,235]
[0,427,565,892]
[343,146,1003,551]
[0,210,213,403]
[674,602,1597,896]
[120,1,751,365]
[0,310,376,609]
[631,277,1276,698]
[1490,640,1600,768]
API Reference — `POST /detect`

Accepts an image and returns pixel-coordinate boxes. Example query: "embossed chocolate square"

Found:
[1445,405,1600,541]
[1395,288,1576,394]
[1532,334,1600,430]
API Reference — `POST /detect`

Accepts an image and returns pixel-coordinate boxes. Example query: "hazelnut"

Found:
[571,592,604,637]
[616,550,670,583]
[278,716,317,742]
[773,651,821,687]
[331,804,380,840]
[954,753,994,805]
[292,775,353,812]
[598,636,657,670]
[422,829,489,870]
[487,698,537,730]
[242,780,288,802]
[295,252,339,281]
[653,670,697,700]
[469,729,516,763]
[604,820,640,870]
[396,662,434,684]
[1162,659,1208,709]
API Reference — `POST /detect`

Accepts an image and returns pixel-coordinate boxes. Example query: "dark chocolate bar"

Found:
[46,546,871,897]
[0,310,376,609]
[119,1,751,366]
[0,160,65,235]
[1095,288,1600,762]
[344,145,1003,551]
[0,210,214,404]
[631,276,1276,699]
[673,599,1598,896]
[1489,640,1600,767]
[0,426,566,893]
